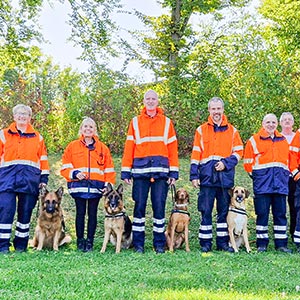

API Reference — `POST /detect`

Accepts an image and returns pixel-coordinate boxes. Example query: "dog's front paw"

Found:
[246,248,251,253]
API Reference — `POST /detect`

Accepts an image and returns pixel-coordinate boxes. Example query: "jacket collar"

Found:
[141,107,164,118]
[8,122,36,137]
[258,128,285,141]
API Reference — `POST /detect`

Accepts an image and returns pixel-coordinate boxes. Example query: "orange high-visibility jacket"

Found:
[289,129,300,181]
[243,128,290,195]
[0,122,49,195]
[61,135,116,198]
[121,107,179,180]
[190,115,243,188]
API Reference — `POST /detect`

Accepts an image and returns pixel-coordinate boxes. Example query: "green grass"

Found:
[1,154,300,300]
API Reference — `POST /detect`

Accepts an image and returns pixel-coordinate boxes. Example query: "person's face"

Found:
[13,109,31,127]
[208,101,224,124]
[143,91,159,112]
[280,114,294,130]
[263,115,278,135]
[80,121,96,138]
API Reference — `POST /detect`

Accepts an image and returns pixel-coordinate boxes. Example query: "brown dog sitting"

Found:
[227,186,251,253]
[31,186,71,251]
[165,187,190,252]
[100,183,132,254]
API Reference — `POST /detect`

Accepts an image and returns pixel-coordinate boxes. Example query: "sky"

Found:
[38,0,165,82]
[38,0,260,82]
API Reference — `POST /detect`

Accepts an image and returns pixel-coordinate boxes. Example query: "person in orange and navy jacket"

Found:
[244,113,291,253]
[190,97,243,253]
[280,112,296,240]
[289,126,300,253]
[121,89,179,254]
[61,117,115,252]
[0,104,50,254]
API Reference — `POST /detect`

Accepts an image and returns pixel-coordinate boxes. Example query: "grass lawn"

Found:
[1,154,300,300]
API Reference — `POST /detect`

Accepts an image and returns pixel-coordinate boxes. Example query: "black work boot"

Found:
[77,238,86,252]
[85,239,94,252]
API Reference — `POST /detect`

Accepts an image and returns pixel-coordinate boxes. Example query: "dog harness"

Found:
[105,212,126,219]
[228,207,247,216]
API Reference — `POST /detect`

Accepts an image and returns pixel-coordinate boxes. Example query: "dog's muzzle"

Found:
[109,199,119,210]
[236,195,244,203]
[45,203,56,214]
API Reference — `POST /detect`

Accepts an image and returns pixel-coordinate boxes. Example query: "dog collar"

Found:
[171,209,190,216]
[175,203,188,208]
[105,212,126,219]
[228,207,247,216]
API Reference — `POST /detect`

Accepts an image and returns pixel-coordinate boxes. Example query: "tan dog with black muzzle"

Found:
[165,188,190,252]
[227,186,251,253]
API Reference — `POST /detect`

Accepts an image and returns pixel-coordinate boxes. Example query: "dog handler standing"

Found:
[279,112,296,239]
[61,117,116,252]
[289,125,300,253]
[0,104,50,253]
[190,97,243,253]
[121,89,179,254]
[244,113,291,253]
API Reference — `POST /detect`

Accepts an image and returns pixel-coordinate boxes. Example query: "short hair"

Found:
[144,89,158,100]
[279,112,294,123]
[78,117,98,136]
[208,97,224,109]
[262,113,278,123]
[13,104,32,116]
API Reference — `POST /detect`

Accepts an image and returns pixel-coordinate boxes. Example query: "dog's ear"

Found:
[116,184,123,195]
[106,183,113,194]
[245,189,250,198]
[228,187,234,198]
[56,187,64,199]
[39,185,48,198]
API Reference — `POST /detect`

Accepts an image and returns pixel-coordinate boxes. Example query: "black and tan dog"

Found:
[100,183,132,253]
[165,187,190,252]
[31,186,71,251]
[227,186,251,253]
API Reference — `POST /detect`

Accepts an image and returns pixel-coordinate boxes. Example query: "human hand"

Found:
[76,172,86,180]
[192,179,200,188]
[124,178,132,185]
[215,161,225,171]
[167,178,176,185]
[39,182,47,189]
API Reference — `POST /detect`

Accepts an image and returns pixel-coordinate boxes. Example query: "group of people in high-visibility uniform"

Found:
[0,92,300,254]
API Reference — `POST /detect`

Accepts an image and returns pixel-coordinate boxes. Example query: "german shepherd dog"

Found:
[165,187,191,252]
[100,183,132,253]
[31,186,71,251]
[227,186,251,253]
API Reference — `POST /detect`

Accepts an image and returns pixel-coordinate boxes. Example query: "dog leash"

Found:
[170,184,176,205]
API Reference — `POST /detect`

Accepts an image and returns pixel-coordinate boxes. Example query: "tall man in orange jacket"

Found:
[244,113,291,253]
[289,127,300,252]
[0,104,49,253]
[190,97,243,253]
[121,90,179,254]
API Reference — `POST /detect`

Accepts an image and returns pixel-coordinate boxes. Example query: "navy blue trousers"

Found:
[197,186,230,250]
[287,177,297,237]
[293,182,300,246]
[0,192,37,252]
[132,178,168,249]
[74,197,100,241]
[254,194,288,248]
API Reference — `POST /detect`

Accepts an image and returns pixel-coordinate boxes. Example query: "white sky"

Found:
[38,0,165,82]
[38,0,260,82]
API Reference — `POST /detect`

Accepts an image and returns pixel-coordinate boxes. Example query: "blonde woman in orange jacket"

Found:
[61,117,115,251]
